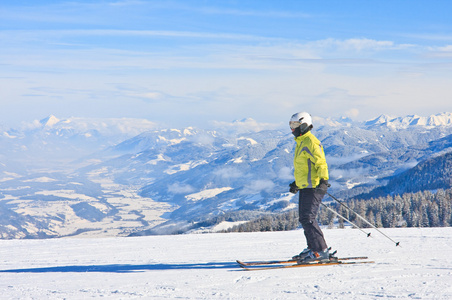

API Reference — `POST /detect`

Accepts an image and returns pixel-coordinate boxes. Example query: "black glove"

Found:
[317,179,330,192]
[289,181,299,194]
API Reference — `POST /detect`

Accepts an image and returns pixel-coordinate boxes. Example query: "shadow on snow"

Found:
[0,262,241,273]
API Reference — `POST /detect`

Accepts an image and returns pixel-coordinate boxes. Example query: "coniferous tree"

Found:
[220,187,451,233]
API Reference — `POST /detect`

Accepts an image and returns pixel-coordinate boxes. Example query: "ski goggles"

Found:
[289,121,302,130]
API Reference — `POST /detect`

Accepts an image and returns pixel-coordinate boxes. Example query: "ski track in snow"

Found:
[0,227,451,299]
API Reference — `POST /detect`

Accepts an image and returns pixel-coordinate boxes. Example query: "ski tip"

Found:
[236,260,250,266]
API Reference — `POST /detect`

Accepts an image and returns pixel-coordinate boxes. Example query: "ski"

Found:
[236,256,369,266]
[238,259,374,271]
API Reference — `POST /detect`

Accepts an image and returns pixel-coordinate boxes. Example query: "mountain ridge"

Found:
[1,112,452,238]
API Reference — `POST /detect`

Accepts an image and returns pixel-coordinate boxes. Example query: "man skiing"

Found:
[289,112,330,263]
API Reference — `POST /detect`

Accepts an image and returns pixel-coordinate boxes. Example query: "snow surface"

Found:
[1,227,451,299]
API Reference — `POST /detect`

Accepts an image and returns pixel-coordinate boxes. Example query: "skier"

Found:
[289,112,331,263]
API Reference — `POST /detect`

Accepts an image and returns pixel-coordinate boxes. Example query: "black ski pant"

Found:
[299,188,327,252]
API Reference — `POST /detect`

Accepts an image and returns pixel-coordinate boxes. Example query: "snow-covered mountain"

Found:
[14,115,159,138]
[1,115,159,169]
[1,113,452,238]
[364,112,452,129]
[357,150,452,199]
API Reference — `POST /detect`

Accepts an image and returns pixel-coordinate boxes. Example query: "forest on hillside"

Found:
[222,188,452,233]
[356,151,452,199]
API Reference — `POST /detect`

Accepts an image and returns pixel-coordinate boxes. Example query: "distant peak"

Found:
[364,112,452,129]
[40,115,60,127]
[234,118,255,123]
[364,114,395,126]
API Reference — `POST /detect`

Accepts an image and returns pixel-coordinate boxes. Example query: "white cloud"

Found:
[278,167,293,181]
[194,7,312,18]
[307,38,395,52]
[213,167,243,179]
[211,118,280,133]
[436,45,452,52]
[426,45,452,58]
[337,38,394,51]
[167,183,195,194]
[127,91,165,101]
[246,179,275,194]
[190,134,215,146]
[345,108,360,118]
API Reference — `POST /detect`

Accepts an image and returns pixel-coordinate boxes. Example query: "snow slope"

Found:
[1,227,451,299]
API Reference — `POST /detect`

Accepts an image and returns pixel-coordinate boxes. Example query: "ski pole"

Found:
[327,192,401,247]
[320,203,372,237]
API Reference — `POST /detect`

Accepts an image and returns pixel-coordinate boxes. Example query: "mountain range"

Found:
[1,112,452,238]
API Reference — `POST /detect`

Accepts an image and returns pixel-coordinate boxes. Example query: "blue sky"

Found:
[1,0,452,128]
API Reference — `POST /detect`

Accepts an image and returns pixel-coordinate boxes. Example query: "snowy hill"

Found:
[0,227,451,299]
[1,113,452,238]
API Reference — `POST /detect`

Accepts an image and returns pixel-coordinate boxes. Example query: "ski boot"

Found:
[297,248,330,264]
[292,248,310,261]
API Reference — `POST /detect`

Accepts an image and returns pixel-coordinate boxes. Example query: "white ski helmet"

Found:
[289,112,313,135]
